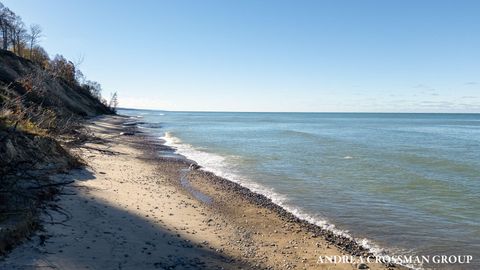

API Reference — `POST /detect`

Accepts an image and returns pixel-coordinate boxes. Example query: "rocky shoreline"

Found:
[135,121,404,270]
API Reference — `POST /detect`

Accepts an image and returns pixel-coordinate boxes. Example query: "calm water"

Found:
[120,110,480,269]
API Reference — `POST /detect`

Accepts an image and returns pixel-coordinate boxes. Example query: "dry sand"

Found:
[0,115,403,270]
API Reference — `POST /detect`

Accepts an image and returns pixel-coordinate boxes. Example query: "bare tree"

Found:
[10,16,26,55]
[72,54,85,84]
[75,69,85,85]
[83,80,102,99]
[0,3,27,56]
[108,92,119,112]
[28,24,42,59]
[0,3,6,49]
[0,4,15,50]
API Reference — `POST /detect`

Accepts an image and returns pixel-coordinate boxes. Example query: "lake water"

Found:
[119,110,480,269]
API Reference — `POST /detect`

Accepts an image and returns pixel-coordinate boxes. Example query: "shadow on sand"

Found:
[0,167,262,270]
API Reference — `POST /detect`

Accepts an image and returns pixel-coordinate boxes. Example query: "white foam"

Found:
[160,131,418,268]
[343,156,353,159]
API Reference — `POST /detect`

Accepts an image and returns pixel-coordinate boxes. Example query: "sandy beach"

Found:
[0,115,402,270]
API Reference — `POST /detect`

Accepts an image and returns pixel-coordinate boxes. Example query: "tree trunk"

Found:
[11,35,15,53]
[17,39,21,56]
[1,27,8,50]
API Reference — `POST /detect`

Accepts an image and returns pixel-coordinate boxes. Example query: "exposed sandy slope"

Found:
[0,116,401,270]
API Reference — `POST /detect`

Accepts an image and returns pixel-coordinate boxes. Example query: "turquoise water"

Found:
[120,110,480,269]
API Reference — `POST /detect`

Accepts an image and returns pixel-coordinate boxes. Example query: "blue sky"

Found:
[4,0,480,112]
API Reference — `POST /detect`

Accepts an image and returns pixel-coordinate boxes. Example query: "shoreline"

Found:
[158,127,409,268]
[1,115,404,269]
[133,116,410,269]
[155,133,407,270]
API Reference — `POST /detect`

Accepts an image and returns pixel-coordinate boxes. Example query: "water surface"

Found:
[120,110,480,269]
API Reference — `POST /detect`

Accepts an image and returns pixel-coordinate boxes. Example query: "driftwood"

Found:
[79,145,119,155]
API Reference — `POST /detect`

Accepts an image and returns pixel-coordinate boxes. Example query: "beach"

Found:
[1,1,478,269]
[0,115,400,270]
[0,1,477,269]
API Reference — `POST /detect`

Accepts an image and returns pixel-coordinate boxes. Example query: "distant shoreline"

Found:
[118,107,480,114]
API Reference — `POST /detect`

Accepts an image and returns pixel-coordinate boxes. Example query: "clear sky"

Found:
[3,0,480,112]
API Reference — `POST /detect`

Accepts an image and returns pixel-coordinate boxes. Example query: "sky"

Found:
[3,0,480,112]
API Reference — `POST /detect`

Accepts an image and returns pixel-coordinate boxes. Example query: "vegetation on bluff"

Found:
[0,1,118,133]
[0,1,117,254]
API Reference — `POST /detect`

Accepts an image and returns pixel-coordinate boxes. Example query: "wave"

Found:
[159,131,412,267]
[140,122,162,129]
[280,129,319,139]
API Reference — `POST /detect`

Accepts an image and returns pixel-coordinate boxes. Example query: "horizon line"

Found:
[117,107,480,114]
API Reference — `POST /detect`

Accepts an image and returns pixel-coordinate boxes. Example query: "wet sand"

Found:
[0,115,404,270]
